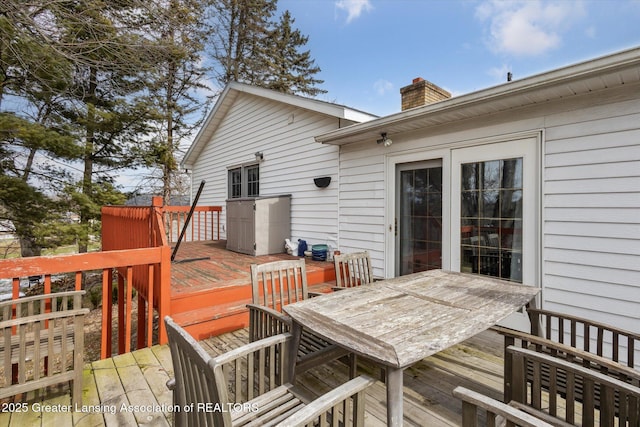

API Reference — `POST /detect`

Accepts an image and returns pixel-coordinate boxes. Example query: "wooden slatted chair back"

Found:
[495,325,640,411]
[166,315,293,427]
[528,307,640,370]
[165,316,221,426]
[250,259,309,312]
[0,291,88,406]
[509,345,640,427]
[334,251,373,289]
[166,316,373,426]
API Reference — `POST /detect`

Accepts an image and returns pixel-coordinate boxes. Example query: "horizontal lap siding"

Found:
[338,142,386,276]
[191,93,342,246]
[543,100,640,332]
[336,87,640,334]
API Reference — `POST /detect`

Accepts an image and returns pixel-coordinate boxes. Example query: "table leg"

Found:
[286,321,302,383]
[386,366,403,426]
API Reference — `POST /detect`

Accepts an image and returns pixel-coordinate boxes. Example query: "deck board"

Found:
[131,347,174,418]
[74,366,103,426]
[170,241,333,295]
[113,352,170,426]
[0,327,508,426]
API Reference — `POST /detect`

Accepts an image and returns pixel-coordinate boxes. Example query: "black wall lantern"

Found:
[314,177,331,188]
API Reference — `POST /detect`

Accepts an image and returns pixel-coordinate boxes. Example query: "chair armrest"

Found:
[213,333,292,365]
[0,290,86,310]
[246,304,291,325]
[453,386,554,427]
[277,375,376,426]
[0,308,90,329]
[493,325,640,381]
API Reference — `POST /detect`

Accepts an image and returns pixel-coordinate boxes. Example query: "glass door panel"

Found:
[451,136,539,331]
[460,158,523,282]
[397,162,442,276]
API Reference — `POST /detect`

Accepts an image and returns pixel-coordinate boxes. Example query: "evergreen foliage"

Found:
[0,0,325,257]
[206,1,325,95]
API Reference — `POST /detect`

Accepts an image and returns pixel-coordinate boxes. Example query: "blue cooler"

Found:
[311,244,328,261]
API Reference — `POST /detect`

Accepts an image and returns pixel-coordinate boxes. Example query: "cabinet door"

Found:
[237,200,256,255]
[226,201,240,252]
[226,200,255,255]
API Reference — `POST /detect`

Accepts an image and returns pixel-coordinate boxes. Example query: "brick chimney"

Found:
[400,77,451,111]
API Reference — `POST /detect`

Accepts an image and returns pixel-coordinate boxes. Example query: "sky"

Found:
[276,0,640,117]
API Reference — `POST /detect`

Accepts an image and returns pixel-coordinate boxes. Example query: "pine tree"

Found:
[138,0,210,204]
[207,0,277,88]
[260,10,325,96]
[0,3,83,256]
[51,1,150,252]
[1,1,147,254]
[206,1,325,97]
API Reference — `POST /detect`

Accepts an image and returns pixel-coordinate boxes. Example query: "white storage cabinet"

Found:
[226,195,291,256]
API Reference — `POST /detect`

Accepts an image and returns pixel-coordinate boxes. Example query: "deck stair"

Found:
[170,252,336,340]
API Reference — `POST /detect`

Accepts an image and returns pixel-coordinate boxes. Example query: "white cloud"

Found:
[335,0,373,23]
[373,79,393,96]
[475,0,585,57]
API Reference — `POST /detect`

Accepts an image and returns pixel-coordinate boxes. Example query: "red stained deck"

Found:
[168,241,336,339]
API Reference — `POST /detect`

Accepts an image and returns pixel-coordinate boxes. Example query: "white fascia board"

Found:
[232,82,377,121]
[315,46,640,145]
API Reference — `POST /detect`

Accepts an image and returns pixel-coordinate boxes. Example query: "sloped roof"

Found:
[181,82,378,168]
[315,46,640,145]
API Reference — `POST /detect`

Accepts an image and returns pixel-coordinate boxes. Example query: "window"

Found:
[246,165,259,197]
[228,164,259,198]
[460,158,523,282]
[229,168,242,198]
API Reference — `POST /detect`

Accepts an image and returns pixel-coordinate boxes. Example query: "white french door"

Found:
[450,136,539,330]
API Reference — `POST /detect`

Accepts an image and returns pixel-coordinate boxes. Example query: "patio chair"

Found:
[0,291,89,406]
[333,251,373,290]
[453,386,554,427]
[247,259,310,342]
[508,345,640,426]
[247,259,351,374]
[164,316,375,427]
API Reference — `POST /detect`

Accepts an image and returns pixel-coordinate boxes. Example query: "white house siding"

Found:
[542,97,640,335]
[338,147,386,273]
[338,115,545,279]
[190,92,346,248]
[337,87,640,339]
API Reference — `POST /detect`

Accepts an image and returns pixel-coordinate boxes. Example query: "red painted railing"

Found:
[100,196,221,357]
[0,247,169,359]
[163,205,222,244]
[0,196,222,359]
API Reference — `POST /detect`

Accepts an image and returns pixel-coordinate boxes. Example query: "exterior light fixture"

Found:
[376,132,393,147]
[255,151,264,162]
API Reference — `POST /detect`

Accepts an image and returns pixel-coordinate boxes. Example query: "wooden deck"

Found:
[168,241,337,339]
[0,328,505,426]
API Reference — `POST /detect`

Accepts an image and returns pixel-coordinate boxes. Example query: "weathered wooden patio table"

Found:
[283,269,540,426]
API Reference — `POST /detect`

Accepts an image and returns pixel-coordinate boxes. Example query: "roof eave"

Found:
[315,46,640,145]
